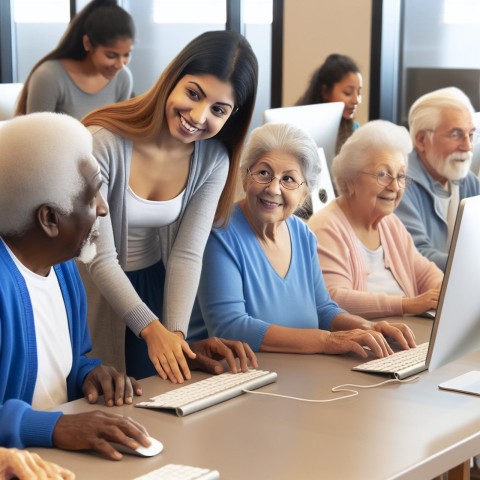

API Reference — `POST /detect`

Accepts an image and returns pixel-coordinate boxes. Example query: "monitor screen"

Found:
[263,102,344,173]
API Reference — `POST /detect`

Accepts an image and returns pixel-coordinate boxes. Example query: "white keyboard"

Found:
[136,369,277,416]
[352,342,429,379]
[133,464,219,480]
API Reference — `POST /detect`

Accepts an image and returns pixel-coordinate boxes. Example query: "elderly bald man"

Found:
[0,112,152,460]
[395,87,480,271]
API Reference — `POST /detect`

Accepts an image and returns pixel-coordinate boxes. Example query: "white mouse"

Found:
[112,436,164,457]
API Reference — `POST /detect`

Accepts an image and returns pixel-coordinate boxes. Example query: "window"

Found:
[13,0,69,23]
[154,0,272,24]
[443,0,480,24]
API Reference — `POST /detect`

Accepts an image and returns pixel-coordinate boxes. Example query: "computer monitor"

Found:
[263,102,344,173]
[427,194,480,372]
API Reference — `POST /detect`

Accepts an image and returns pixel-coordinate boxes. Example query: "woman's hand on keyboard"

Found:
[370,321,417,351]
[140,321,196,384]
[322,329,394,358]
[187,337,258,374]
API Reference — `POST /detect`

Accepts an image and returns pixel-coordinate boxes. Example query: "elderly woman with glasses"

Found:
[308,120,444,319]
[187,123,416,356]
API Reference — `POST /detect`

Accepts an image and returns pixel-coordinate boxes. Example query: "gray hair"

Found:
[0,112,96,236]
[409,87,474,143]
[240,122,321,193]
[332,120,412,196]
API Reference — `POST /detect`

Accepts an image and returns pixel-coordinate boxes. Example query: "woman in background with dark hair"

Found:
[80,30,259,384]
[296,54,362,154]
[16,0,135,119]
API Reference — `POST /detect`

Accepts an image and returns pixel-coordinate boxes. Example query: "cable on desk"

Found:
[242,375,419,403]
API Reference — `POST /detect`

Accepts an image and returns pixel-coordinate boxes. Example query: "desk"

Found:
[31,317,480,479]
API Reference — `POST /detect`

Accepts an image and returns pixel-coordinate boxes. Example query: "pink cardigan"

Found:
[307,200,444,318]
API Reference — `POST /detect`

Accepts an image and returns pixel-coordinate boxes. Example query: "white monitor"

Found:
[427,194,480,372]
[263,102,344,173]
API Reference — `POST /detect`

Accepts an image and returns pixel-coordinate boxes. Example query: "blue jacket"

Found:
[395,150,480,271]
[0,241,100,448]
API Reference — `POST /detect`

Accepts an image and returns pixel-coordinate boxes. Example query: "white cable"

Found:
[242,375,419,403]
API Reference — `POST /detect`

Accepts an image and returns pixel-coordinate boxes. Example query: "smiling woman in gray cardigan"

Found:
[80,30,258,383]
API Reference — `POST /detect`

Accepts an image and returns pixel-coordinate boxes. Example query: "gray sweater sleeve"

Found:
[86,126,229,337]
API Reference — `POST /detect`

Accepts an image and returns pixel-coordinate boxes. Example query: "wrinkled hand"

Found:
[140,321,196,384]
[370,321,417,350]
[402,288,440,315]
[82,365,142,407]
[0,447,75,480]
[187,338,259,374]
[322,329,395,358]
[53,411,150,461]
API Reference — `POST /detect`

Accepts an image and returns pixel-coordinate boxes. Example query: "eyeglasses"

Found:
[358,171,412,189]
[247,167,305,190]
[426,128,480,145]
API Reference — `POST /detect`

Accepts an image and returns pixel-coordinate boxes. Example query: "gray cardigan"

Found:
[81,126,229,369]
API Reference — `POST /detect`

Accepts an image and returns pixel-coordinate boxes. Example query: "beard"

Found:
[76,219,99,264]
[427,150,473,181]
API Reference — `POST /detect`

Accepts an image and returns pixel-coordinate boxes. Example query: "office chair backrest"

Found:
[0,83,23,120]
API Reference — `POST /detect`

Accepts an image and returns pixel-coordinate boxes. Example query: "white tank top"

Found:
[359,241,405,296]
[125,186,185,271]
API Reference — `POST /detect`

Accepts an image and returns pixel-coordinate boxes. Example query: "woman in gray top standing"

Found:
[16,0,134,120]
[80,30,259,383]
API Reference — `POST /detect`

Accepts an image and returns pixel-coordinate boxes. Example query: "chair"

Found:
[0,83,23,120]
[311,147,336,213]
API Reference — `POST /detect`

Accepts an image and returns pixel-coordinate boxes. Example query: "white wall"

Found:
[282,0,372,125]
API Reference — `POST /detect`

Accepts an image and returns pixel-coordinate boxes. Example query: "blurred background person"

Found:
[15,0,135,120]
[296,53,362,154]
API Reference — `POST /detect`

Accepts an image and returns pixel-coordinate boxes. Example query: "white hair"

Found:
[332,120,412,196]
[240,122,321,193]
[0,112,96,236]
[409,87,475,143]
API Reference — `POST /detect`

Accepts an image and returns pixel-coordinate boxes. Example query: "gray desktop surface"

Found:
[31,317,480,480]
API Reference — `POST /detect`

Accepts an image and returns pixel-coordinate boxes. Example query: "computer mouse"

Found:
[112,436,164,457]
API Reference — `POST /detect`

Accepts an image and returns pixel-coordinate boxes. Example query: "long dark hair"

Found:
[296,54,361,154]
[83,30,259,225]
[296,54,360,106]
[16,0,135,115]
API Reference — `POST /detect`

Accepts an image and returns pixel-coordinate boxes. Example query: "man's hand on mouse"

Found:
[53,411,151,460]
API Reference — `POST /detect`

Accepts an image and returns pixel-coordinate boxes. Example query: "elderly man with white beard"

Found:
[395,87,480,271]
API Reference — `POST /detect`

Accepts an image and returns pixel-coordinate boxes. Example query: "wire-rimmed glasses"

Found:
[247,167,305,190]
[358,171,412,189]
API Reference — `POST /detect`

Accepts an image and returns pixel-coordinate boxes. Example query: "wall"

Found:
[282,0,372,125]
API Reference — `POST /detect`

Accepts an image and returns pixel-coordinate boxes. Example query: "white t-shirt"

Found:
[359,242,405,296]
[2,240,72,409]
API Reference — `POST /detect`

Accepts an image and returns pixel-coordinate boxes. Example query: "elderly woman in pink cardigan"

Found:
[308,120,443,319]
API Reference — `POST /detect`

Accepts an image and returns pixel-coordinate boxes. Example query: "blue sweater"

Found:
[395,150,480,271]
[188,205,345,351]
[0,241,100,448]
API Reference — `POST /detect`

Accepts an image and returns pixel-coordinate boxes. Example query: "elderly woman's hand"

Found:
[402,288,441,315]
[322,329,395,358]
[370,320,417,350]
